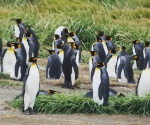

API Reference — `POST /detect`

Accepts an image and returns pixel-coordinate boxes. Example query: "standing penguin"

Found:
[117,55,138,84]
[22,57,40,115]
[61,44,78,89]
[1,42,16,74]
[10,42,26,81]
[105,48,117,78]
[132,40,144,70]
[12,19,26,39]
[136,68,150,97]
[91,62,109,105]
[46,50,62,79]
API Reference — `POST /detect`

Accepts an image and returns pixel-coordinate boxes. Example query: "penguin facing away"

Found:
[61,44,78,89]
[46,49,62,79]
[104,48,117,78]
[117,55,138,84]
[22,57,40,115]
[91,62,109,106]
[1,42,17,74]
[136,68,150,97]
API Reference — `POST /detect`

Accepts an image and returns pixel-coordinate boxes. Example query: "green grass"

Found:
[0,72,10,79]
[0,80,21,87]
[10,93,150,116]
[0,0,150,58]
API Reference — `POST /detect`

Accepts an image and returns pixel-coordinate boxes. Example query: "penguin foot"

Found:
[28,107,36,115]
[22,109,30,115]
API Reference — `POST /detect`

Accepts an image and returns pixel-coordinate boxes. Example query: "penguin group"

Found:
[0,19,40,115]
[1,19,150,113]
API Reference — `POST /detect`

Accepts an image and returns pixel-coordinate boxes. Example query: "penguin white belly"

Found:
[93,68,103,105]
[47,67,50,79]
[10,67,21,80]
[102,42,108,55]
[58,50,64,64]
[118,69,128,83]
[76,50,79,66]
[132,47,137,69]
[91,45,94,51]
[137,69,150,97]
[71,67,75,86]
[52,41,54,50]
[107,55,117,78]
[24,65,39,110]
[14,25,20,38]
[116,58,120,75]
[22,39,29,64]
[3,50,16,74]
[143,48,146,58]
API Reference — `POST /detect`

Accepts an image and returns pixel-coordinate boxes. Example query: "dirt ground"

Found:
[0,58,150,125]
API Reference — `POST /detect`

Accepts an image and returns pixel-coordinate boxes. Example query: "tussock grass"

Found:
[0,0,150,56]
[0,72,10,79]
[10,93,150,116]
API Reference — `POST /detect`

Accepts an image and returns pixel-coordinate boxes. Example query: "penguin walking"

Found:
[22,57,40,115]
[117,55,138,84]
[132,40,144,70]
[91,62,109,105]
[136,68,150,97]
[46,50,62,79]
[104,48,117,78]
[10,42,26,81]
[61,44,78,88]
[1,42,16,74]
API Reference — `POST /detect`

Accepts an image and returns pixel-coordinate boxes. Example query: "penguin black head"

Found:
[72,45,81,50]
[11,19,22,24]
[117,92,125,97]
[54,34,60,40]
[97,30,104,36]
[133,55,139,61]
[48,50,55,55]
[132,40,139,44]
[16,38,22,42]
[47,90,60,95]
[90,51,97,56]
[55,44,64,49]
[96,62,104,68]
[105,36,112,41]
[121,46,126,50]
[28,57,37,63]
[6,42,13,47]
[26,25,31,30]
[145,40,150,47]
[109,48,117,54]
[96,35,102,42]
[13,42,21,49]
[25,31,32,37]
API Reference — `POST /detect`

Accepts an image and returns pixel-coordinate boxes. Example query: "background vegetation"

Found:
[0,0,150,55]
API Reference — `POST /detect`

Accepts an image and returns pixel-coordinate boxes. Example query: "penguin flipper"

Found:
[72,58,78,80]
[28,41,34,57]
[143,55,149,69]
[15,56,21,77]
[91,65,96,82]
[117,60,124,79]
[1,49,7,72]
[104,54,112,68]
[98,81,104,100]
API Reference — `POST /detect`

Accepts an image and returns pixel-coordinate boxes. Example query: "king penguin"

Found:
[104,48,117,78]
[11,19,26,39]
[132,40,144,70]
[117,55,138,84]
[1,42,17,74]
[61,43,78,89]
[22,57,40,115]
[91,62,109,106]
[10,42,26,81]
[46,49,62,79]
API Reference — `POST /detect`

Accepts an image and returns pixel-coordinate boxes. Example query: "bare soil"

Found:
[0,58,150,125]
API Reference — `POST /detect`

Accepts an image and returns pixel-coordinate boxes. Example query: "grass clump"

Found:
[10,93,150,116]
[0,80,21,87]
[0,72,10,79]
